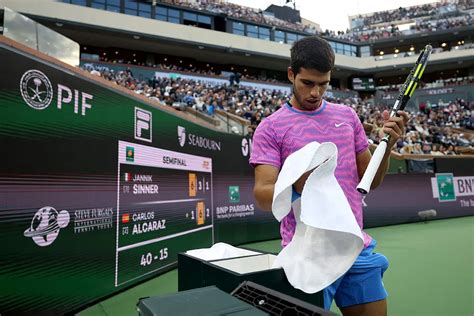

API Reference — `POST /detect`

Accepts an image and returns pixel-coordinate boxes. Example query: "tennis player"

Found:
[250,36,409,316]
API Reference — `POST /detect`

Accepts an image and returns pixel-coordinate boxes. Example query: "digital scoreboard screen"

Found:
[115,141,213,286]
[351,77,376,91]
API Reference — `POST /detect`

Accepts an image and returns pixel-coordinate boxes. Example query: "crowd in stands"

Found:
[83,63,473,157]
[157,0,472,43]
[92,53,286,83]
[351,98,473,156]
[351,2,448,28]
[83,63,288,117]
[458,0,474,10]
[324,14,472,43]
[159,0,319,34]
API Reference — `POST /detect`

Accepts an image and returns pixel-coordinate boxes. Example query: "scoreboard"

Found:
[351,77,376,91]
[115,141,213,286]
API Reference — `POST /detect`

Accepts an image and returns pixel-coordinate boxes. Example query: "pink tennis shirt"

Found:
[250,100,372,248]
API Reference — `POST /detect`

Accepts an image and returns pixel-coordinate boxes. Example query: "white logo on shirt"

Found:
[335,122,349,128]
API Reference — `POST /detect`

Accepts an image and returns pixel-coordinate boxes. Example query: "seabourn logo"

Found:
[241,138,249,156]
[178,126,186,147]
[177,125,221,151]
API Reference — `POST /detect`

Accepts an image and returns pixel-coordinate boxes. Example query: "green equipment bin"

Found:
[137,286,267,316]
[178,251,324,308]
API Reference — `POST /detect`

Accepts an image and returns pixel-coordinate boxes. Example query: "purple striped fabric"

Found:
[250,100,372,248]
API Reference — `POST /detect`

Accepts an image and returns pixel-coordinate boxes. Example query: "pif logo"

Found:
[20,70,53,110]
[20,69,94,115]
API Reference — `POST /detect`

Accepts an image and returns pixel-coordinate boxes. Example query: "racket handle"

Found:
[357,141,387,194]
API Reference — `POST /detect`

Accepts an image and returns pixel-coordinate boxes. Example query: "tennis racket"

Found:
[357,44,433,194]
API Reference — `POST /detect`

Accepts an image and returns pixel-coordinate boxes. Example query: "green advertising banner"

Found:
[0,44,278,314]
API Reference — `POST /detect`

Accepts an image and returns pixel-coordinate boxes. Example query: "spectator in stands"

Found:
[400,144,413,155]
[183,91,195,106]
[445,144,457,155]
[229,72,242,86]
[207,100,216,116]
[250,36,410,315]
[412,143,424,155]
[430,144,444,155]
[250,111,262,127]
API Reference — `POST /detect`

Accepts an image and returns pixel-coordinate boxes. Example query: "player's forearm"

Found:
[253,184,275,211]
[370,149,391,189]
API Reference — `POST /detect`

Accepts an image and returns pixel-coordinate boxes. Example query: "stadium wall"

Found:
[1,36,473,314]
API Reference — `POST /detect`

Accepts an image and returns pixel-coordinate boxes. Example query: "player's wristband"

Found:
[291,186,301,202]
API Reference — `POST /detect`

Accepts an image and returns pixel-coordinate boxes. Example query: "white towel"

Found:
[186,242,260,261]
[272,141,364,293]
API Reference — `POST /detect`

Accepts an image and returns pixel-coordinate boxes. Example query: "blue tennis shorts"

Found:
[323,239,389,309]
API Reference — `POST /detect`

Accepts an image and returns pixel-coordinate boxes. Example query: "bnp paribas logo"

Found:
[229,186,240,203]
[20,69,53,110]
[435,173,456,202]
[24,206,70,247]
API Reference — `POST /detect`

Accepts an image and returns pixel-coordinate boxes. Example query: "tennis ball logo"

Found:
[24,206,70,247]
[126,146,134,162]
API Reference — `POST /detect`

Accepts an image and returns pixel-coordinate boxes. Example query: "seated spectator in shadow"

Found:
[412,143,424,154]
[445,144,457,155]
[396,137,407,151]
[183,91,195,106]
[456,133,471,146]
[229,72,242,86]
[247,125,255,138]
[439,144,448,155]
[207,101,216,116]
[422,143,432,154]
[400,144,413,155]
[430,144,444,155]
[251,111,263,127]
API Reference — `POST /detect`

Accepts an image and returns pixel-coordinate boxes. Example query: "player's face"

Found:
[288,67,331,111]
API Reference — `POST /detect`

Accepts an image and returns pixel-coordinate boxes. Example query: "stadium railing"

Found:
[214,109,250,135]
[370,144,474,174]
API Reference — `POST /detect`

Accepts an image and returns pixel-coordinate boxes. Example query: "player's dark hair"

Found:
[290,36,335,74]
